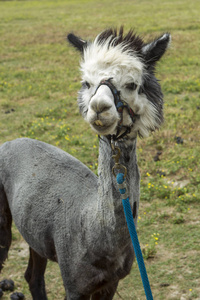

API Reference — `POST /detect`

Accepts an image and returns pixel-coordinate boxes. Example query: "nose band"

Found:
[94,78,138,140]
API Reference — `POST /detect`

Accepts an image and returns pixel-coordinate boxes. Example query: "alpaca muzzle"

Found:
[94,78,138,140]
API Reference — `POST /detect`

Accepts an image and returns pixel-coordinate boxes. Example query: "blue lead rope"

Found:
[116,173,154,300]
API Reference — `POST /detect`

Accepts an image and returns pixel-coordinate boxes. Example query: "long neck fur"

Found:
[94,136,140,246]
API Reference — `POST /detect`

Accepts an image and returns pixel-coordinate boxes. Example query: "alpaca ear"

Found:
[142,33,171,65]
[67,33,87,53]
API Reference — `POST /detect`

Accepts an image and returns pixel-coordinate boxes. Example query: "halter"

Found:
[94,78,138,140]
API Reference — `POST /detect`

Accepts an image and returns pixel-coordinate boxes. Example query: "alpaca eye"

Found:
[125,82,137,91]
[83,81,91,89]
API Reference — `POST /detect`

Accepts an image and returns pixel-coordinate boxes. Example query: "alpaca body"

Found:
[0,27,170,299]
[0,138,97,261]
[0,137,138,298]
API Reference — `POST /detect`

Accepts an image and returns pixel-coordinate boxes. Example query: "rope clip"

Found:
[111,144,127,178]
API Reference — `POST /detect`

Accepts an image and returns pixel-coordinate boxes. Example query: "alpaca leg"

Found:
[24,247,48,300]
[91,282,118,300]
[24,247,33,283]
[0,187,12,272]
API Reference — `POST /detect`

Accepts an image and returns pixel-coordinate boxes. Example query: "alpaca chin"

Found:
[90,123,117,136]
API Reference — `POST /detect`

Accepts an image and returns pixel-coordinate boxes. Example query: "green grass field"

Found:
[0,0,200,299]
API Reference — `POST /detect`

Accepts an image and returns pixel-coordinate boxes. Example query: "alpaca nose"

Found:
[90,85,114,116]
[90,100,112,115]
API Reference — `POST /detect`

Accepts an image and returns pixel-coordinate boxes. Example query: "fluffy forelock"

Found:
[81,27,145,84]
[95,27,144,54]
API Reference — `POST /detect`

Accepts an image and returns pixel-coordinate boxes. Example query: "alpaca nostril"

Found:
[91,101,112,114]
[101,104,112,112]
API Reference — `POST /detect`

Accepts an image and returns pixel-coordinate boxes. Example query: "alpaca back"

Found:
[0,138,97,259]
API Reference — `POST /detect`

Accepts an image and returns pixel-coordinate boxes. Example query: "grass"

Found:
[0,0,200,299]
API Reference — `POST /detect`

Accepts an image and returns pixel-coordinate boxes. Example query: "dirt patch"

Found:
[9,240,29,259]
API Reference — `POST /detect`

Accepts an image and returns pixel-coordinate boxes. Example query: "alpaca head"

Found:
[68,28,170,139]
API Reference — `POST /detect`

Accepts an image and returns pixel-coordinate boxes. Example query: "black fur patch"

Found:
[67,33,87,52]
[96,26,144,54]
[141,74,164,127]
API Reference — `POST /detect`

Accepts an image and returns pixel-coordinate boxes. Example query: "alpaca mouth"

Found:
[94,120,104,127]
[91,121,117,135]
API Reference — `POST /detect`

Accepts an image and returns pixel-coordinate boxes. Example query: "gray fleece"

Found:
[0,137,140,298]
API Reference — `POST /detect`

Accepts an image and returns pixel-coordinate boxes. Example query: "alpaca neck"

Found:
[96,137,140,231]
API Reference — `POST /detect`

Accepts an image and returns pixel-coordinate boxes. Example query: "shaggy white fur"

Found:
[79,34,162,138]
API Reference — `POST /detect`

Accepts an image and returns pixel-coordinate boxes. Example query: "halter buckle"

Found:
[111,145,127,178]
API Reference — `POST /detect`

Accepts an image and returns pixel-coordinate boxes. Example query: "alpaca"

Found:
[0,28,170,300]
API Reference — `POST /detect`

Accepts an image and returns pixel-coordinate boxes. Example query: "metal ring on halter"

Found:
[112,164,127,178]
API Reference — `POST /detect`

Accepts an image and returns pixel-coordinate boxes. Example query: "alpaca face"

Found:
[80,43,143,136]
[68,28,171,138]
